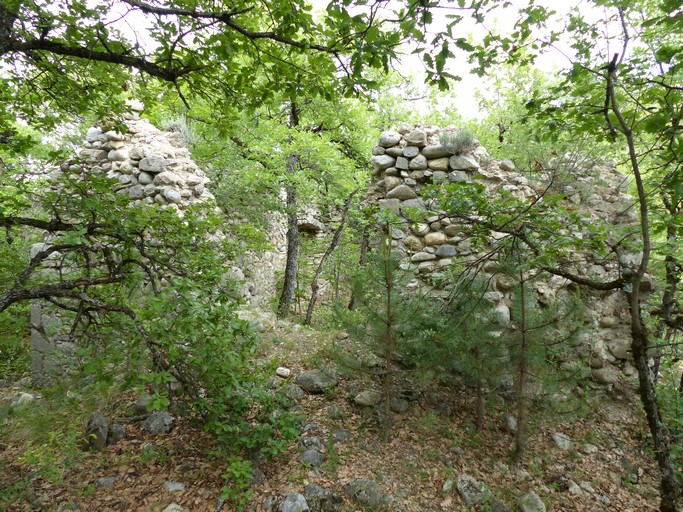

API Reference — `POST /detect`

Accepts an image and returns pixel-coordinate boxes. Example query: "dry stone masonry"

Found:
[367,125,644,383]
[31,104,286,383]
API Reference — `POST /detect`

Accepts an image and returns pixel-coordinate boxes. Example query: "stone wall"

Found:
[31,106,287,383]
[366,125,643,383]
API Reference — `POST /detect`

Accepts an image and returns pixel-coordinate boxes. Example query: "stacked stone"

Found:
[76,104,212,211]
[368,125,643,383]
[368,125,496,276]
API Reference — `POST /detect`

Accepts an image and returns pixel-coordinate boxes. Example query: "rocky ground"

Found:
[0,317,663,511]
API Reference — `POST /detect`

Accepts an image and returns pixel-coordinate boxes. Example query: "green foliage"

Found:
[221,456,254,510]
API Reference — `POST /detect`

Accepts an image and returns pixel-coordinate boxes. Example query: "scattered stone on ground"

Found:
[296,370,338,394]
[141,411,175,435]
[343,479,383,507]
[455,474,489,507]
[517,491,546,512]
[85,411,109,451]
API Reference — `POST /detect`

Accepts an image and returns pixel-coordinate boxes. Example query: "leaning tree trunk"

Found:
[304,189,358,325]
[607,58,680,511]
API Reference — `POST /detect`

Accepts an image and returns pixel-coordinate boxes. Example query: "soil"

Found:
[0,320,663,511]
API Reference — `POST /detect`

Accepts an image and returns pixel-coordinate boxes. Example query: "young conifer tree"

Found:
[496,246,584,463]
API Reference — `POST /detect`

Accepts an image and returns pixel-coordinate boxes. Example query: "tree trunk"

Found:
[276,100,301,319]
[347,225,369,311]
[512,274,528,464]
[382,229,394,443]
[304,189,357,325]
[277,163,299,319]
[606,60,680,511]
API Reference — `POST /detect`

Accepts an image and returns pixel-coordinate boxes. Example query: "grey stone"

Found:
[401,198,427,210]
[435,245,456,257]
[378,199,400,213]
[128,185,144,199]
[331,429,352,443]
[354,389,382,406]
[411,252,436,262]
[449,170,469,181]
[372,154,396,171]
[85,412,109,451]
[422,144,451,158]
[296,370,338,394]
[79,149,108,162]
[428,157,449,171]
[343,480,383,507]
[141,411,175,435]
[435,403,452,416]
[96,476,117,489]
[163,481,185,492]
[408,154,428,170]
[568,481,583,495]
[395,156,409,170]
[389,398,409,413]
[372,146,386,155]
[276,367,291,378]
[130,394,152,415]
[162,505,184,512]
[402,146,420,158]
[379,131,401,147]
[153,171,180,185]
[284,383,305,401]
[384,176,402,191]
[424,232,447,245]
[405,129,427,146]
[456,474,489,507]
[251,467,266,485]
[301,436,323,450]
[385,147,404,157]
[328,404,346,420]
[129,146,145,160]
[491,499,510,512]
[552,432,573,451]
[517,491,546,512]
[592,366,619,384]
[504,414,517,433]
[107,149,129,161]
[86,127,103,142]
[450,155,479,170]
[499,160,515,171]
[107,424,125,445]
[298,449,324,467]
[303,484,343,512]
[164,189,183,204]
[15,392,35,406]
[386,185,417,200]
[139,156,169,173]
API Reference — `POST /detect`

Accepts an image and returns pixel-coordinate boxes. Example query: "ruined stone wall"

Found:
[31,105,287,383]
[367,125,644,384]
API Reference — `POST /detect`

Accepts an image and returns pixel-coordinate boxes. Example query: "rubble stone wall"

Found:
[366,125,643,383]
[31,106,286,384]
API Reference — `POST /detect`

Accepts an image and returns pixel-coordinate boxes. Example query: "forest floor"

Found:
[0,315,664,511]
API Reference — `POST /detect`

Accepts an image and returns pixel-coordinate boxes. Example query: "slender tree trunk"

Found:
[382,228,394,442]
[304,189,358,325]
[277,100,301,319]
[474,346,485,431]
[512,274,528,464]
[607,61,680,511]
[277,161,299,319]
[348,225,369,311]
